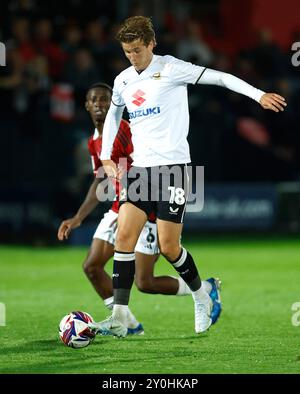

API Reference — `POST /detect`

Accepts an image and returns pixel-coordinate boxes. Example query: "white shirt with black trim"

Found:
[100,54,265,167]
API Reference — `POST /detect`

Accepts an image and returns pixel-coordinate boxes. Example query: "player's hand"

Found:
[260,93,287,112]
[57,217,82,241]
[101,160,123,180]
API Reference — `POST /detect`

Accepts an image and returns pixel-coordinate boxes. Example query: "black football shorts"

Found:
[119,163,190,224]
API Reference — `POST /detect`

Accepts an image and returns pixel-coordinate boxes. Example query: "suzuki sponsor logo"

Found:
[132,89,146,106]
[129,106,161,119]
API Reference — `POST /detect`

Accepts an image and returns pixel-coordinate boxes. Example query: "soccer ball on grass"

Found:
[59,311,95,348]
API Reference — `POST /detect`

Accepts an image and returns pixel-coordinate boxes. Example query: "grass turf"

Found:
[0,237,300,374]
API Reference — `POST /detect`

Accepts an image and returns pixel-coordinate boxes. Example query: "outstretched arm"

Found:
[197,68,287,112]
[57,177,101,241]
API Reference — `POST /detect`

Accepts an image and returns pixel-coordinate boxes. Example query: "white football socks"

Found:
[202,280,212,294]
[105,299,139,329]
[104,296,114,310]
[126,308,139,329]
[112,304,140,329]
[175,277,212,296]
[192,286,212,306]
[112,304,128,323]
[175,276,192,296]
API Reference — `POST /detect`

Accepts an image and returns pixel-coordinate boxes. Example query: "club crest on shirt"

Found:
[152,72,161,80]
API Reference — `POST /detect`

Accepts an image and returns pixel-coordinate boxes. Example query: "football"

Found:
[59,311,96,348]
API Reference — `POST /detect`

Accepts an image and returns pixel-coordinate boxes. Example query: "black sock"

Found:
[168,248,201,291]
[113,251,135,305]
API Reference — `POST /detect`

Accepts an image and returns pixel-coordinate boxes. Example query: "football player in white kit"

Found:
[90,16,286,336]
[58,83,220,338]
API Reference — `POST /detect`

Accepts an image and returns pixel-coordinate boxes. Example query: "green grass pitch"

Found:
[0,237,300,374]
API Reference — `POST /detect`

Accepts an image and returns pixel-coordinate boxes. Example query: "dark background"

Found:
[0,0,299,244]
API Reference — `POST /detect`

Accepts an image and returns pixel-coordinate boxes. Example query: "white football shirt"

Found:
[101,54,264,167]
[105,55,204,167]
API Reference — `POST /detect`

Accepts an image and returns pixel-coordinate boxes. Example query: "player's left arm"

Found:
[197,68,287,112]
[57,177,101,241]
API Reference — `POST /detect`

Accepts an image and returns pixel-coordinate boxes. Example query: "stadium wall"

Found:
[1,183,300,245]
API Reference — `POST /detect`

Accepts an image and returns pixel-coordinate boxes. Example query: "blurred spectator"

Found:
[9,16,36,63]
[233,54,258,83]
[155,28,177,56]
[84,20,108,59]
[177,20,214,66]
[251,29,286,80]
[64,48,101,88]
[34,19,67,79]
[0,43,49,118]
[0,44,24,90]
[61,25,83,56]
[63,48,101,113]
[0,44,24,115]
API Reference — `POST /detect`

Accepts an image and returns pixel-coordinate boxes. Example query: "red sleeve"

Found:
[87,135,94,156]
[111,120,133,168]
[88,136,102,176]
[118,120,133,157]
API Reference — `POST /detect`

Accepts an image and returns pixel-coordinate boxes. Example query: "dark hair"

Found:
[116,16,156,46]
[86,82,112,98]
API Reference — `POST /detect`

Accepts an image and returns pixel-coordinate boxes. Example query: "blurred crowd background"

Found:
[1,0,300,244]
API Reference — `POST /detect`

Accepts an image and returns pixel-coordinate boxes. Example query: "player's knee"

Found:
[115,228,136,251]
[159,240,180,261]
[135,276,154,294]
[83,258,101,279]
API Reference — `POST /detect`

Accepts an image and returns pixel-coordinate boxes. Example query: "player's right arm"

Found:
[100,81,125,180]
[57,177,101,241]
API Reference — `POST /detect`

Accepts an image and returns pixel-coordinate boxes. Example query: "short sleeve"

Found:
[87,137,101,176]
[166,55,206,85]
